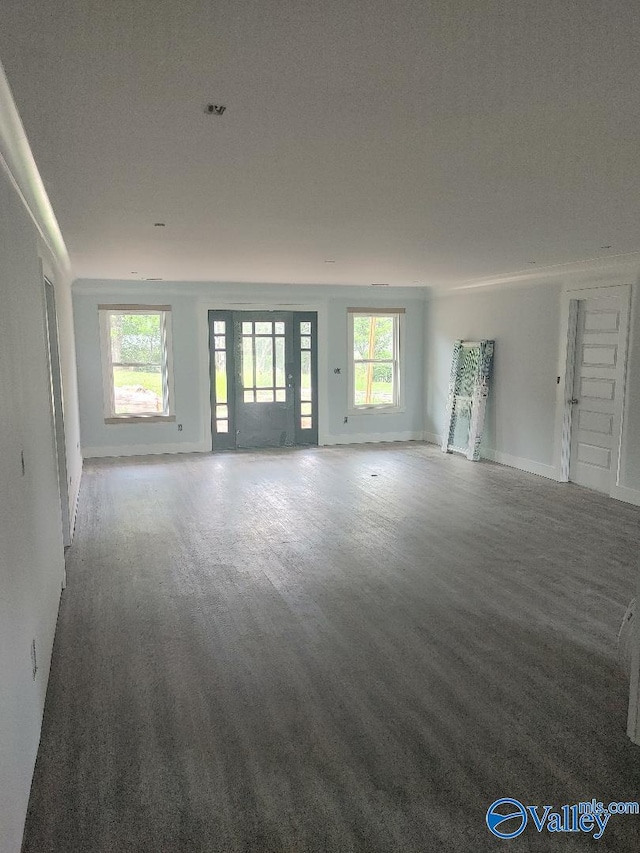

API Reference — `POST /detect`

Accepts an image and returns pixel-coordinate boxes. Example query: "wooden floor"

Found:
[23,443,640,852]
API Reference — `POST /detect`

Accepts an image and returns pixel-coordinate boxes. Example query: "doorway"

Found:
[43,278,71,547]
[564,289,629,494]
[208,311,318,450]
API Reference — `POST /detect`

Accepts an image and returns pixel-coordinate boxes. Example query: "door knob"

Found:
[569,398,579,404]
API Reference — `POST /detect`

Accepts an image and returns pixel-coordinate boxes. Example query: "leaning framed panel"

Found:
[441,340,494,461]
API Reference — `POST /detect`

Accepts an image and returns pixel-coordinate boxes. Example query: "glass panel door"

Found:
[209,310,318,450]
[234,312,295,448]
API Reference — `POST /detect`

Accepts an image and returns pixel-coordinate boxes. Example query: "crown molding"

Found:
[431,253,640,296]
[0,59,71,276]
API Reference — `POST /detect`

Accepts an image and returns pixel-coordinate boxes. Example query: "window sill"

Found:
[348,406,405,416]
[104,414,176,424]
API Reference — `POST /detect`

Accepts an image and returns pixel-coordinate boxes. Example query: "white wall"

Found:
[425,281,562,477]
[0,166,80,852]
[72,280,426,456]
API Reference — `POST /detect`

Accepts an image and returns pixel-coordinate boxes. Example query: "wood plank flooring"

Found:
[22,443,640,852]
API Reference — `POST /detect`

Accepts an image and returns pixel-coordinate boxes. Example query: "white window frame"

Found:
[99,304,176,423]
[347,308,405,414]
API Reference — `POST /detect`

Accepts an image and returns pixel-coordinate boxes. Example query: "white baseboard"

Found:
[481,448,560,481]
[610,484,640,507]
[69,464,82,541]
[423,431,441,445]
[82,440,210,458]
[423,432,559,480]
[321,430,425,446]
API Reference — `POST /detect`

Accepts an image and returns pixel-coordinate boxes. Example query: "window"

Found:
[348,309,404,412]
[99,305,175,422]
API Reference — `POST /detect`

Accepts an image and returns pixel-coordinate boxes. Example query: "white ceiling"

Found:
[1,0,638,287]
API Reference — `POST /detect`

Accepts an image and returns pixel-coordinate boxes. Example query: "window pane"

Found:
[255,337,273,388]
[213,320,225,334]
[244,390,254,403]
[301,336,311,349]
[113,364,164,414]
[255,321,273,335]
[301,351,312,401]
[217,420,229,433]
[275,322,285,335]
[214,352,227,403]
[301,402,312,416]
[110,312,162,365]
[275,389,286,402]
[216,404,228,419]
[242,322,253,334]
[300,322,311,334]
[242,337,254,388]
[214,335,226,350]
[354,361,394,406]
[275,337,285,386]
[301,417,312,429]
[352,315,393,360]
[256,389,274,402]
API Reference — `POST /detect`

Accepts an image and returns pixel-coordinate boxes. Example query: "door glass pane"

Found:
[452,399,472,449]
[255,337,273,387]
[301,417,312,429]
[242,322,253,334]
[214,352,227,403]
[213,320,225,334]
[301,402,312,416]
[217,420,229,433]
[255,322,273,335]
[113,364,163,414]
[214,335,225,350]
[300,321,311,334]
[275,389,286,402]
[256,389,274,402]
[301,351,312,401]
[242,337,254,388]
[301,336,311,349]
[216,404,228,419]
[244,390,254,403]
[275,322,285,334]
[275,337,285,386]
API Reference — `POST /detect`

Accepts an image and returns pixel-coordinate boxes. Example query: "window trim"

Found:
[99,305,175,423]
[347,308,405,414]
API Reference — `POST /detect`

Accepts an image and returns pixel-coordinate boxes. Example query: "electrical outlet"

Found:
[178,423,183,431]
[344,416,348,424]
[31,639,37,680]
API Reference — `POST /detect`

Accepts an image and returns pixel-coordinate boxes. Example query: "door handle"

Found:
[569,398,579,405]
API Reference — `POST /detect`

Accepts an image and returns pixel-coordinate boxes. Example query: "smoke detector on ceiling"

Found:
[205,104,226,115]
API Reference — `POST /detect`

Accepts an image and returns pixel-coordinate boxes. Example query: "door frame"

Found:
[553,283,632,499]
[200,301,328,448]
[43,277,72,549]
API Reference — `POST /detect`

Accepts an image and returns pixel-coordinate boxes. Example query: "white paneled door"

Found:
[568,295,624,493]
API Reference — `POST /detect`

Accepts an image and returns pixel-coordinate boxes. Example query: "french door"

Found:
[208,310,318,449]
